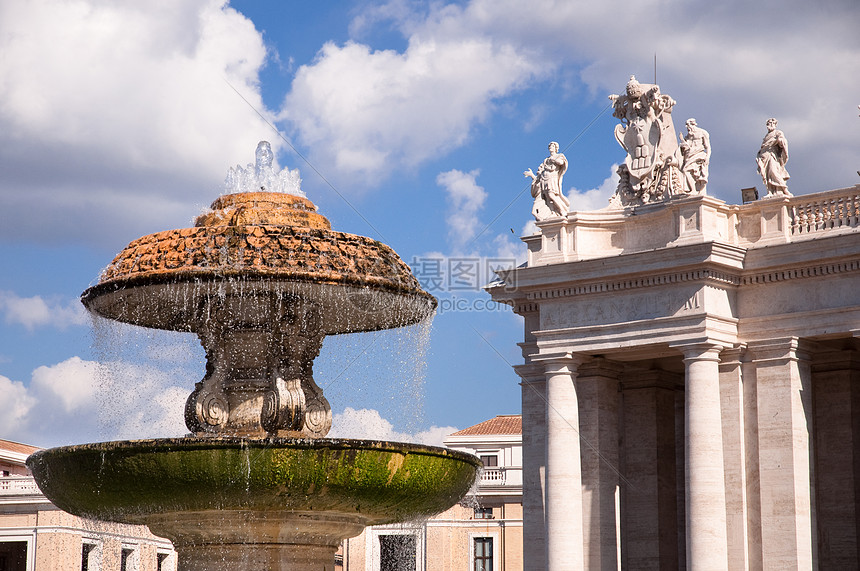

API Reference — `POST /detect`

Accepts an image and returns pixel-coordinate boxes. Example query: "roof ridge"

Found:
[449,414,522,436]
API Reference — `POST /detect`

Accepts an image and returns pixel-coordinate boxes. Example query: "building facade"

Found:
[340,415,523,571]
[0,439,177,571]
[487,186,860,569]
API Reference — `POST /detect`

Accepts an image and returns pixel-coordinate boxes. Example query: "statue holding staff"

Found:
[525,141,570,220]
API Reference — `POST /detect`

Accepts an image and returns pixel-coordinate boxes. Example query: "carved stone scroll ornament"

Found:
[271,296,332,437]
[607,76,683,208]
[184,292,332,438]
[184,307,231,433]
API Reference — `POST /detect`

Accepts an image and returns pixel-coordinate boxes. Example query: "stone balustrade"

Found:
[477,466,523,489]
[788,189,860,235]
[479,468,506,484]
[525,185,860,266]
[0,476,41,494]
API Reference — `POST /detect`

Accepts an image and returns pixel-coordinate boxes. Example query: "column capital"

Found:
[717,344,747,366]
[671,342,725,362]
[747,337,817,363]
[513,363,546,383]
[535,352,590,375]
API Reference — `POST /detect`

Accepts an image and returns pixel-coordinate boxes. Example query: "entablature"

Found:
[521,185,860,267]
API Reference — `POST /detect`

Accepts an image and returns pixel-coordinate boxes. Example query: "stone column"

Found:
[718,347,753,570]
[544,355,587,571]
[748,338,815,570]
[680,343,729,570]
[813,348,860,567]
[619,369,680,570]
[578,359,622,571]
[515,363,549,571]
[740,357,763,570]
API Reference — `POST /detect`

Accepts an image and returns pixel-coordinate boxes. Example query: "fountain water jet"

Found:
[27,143,479,570]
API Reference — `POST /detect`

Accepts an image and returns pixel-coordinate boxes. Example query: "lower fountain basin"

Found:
[28,437,480,570]
[27,437,479,523]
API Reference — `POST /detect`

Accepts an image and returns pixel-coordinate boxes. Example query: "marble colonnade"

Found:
[489,187,860,569]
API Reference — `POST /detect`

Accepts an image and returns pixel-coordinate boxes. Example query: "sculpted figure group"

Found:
[525,75,799,218]
[607,76,685,207]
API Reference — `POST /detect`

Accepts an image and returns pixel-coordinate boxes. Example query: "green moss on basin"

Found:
[26,438,480,526]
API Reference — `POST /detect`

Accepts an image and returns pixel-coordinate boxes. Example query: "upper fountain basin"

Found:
[81,192,436,334]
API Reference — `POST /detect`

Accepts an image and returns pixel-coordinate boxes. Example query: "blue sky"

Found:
[1,0,859,448]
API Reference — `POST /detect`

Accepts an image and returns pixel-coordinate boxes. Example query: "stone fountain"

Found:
[27,142,479,570]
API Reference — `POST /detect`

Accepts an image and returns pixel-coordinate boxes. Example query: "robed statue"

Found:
[525,141,571,220]
[756,118,790,196]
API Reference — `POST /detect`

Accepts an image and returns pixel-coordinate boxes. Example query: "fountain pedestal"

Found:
[153,511,364,571]
[184,292,331,437]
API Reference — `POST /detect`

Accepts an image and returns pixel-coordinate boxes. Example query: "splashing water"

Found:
[224,141,304,196]
[89,313,203,441]
[320,315,434,441]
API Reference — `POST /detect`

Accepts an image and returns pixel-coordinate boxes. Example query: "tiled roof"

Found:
[451,415,521,436]
[0,439,41,456]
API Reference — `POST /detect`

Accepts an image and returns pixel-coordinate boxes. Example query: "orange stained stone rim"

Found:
[81,192,436,333]
[92,192,424,294]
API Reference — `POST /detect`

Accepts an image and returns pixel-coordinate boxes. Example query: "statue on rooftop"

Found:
[525,141,571,220]
[756,118,791,196]
[678,118,711,194]
[607,76,682,207]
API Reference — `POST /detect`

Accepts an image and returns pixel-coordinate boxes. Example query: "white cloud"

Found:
[453,0,860,198]
[417,168,524,289]
[522,220,538,236]
[280,34,541,183]
[491,233,526,268]
[567,164,619,212]
[2,0,854,251]
[0,291,88,331]
[437,169,488,252]
[0,0,276,245]
[30,357,99,413]
[310,0,860,198]
[328,407,459,447]
[0,376,36,437]
[1,356,188,446]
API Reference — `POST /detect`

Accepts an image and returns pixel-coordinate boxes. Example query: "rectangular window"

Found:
[474,537,493,571]
[479,455,498,468]
[81,544,94,571]
[379,534,416,571]
[474,506,493,519]
[0,541,28,571]
[120,548,133,571]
